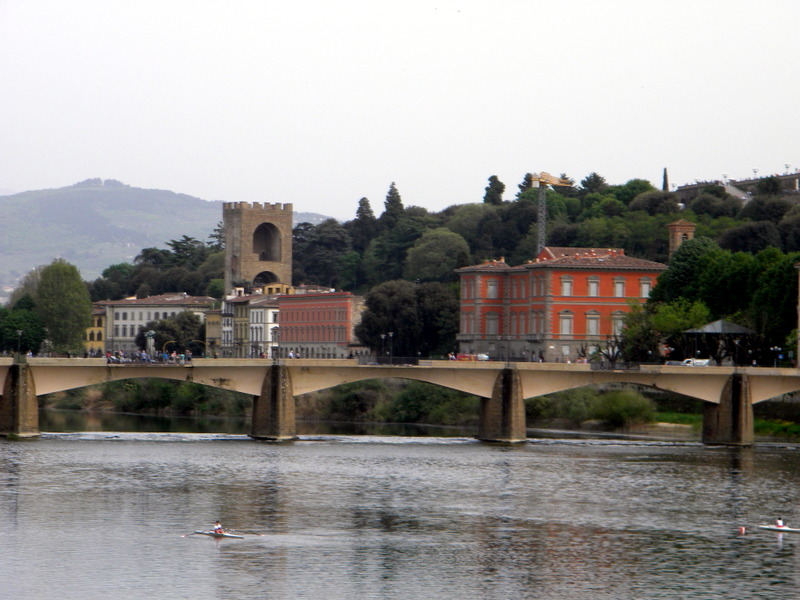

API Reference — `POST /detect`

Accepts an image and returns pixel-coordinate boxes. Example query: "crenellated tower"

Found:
[223,202,293,292]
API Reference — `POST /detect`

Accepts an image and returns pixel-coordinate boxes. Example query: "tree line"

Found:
[5,171,800,360]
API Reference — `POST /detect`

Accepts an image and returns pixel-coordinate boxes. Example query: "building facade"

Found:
[456,247,667,362]
[98,293,216,355]
[275,292,367,359]
[83,307,107,357]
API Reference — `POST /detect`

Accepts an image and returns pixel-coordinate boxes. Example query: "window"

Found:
[559,312,573,336]
[613,279,625,297]
[588,278,600,297]
[586,312,600,336]
[485,313,499,335]
[612,312,625,335]
[561,277,573,296]
[640,278,652,298]
[487,279,498,299]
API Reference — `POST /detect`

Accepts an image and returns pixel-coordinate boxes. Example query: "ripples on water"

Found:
[4,429,800,599]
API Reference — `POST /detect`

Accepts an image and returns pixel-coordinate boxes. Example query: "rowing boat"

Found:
[758,525,800,533]
[192,530,244,539]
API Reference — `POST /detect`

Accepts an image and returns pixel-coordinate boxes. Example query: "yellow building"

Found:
[84,306,107,357]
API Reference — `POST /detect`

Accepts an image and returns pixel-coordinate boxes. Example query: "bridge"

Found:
[3,357,800,445]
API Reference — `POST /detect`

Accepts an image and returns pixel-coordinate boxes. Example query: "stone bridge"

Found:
[3,357,800,445]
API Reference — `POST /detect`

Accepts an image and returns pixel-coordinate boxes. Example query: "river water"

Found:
[4,414,800,599]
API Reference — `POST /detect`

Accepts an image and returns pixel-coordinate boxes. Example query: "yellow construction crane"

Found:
[532,172,572,254]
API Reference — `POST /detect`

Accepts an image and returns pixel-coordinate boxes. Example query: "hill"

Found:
[0,179,329,290]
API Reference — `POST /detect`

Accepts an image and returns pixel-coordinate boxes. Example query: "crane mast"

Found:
[532,172,571,254]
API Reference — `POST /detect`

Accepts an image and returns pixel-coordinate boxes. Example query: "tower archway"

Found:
[253,223,281,262]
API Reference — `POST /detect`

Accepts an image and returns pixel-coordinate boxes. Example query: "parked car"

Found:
[682,358,710,366]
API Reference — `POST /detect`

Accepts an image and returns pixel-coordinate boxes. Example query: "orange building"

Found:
[456,247,667,362]
[275,291,367,359]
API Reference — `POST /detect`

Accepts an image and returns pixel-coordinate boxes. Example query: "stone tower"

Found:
[223,202,293,292]
[667,219,696,259]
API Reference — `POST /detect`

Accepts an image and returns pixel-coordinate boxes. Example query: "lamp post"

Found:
[380,333,386,363]
[16,329,22,355]
[388,332,394,365]
[771,346,782,368]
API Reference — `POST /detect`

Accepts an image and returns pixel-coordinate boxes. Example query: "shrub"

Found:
[591,390,655,428]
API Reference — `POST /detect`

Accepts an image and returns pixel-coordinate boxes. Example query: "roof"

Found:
[99,293,215,307]
[684,320,755,335]
[455,258,520,273]
[539,247,615,260]
[527,252,667,271]
[456,248,667,274]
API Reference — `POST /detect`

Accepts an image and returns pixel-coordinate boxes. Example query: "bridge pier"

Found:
[702,374,754,446]
[478,368,527,443]
[0,362,40,438]
[250,365,297,441]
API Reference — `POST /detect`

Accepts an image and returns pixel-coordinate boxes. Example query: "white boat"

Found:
[758,524,800,533]
[192,530,244,539]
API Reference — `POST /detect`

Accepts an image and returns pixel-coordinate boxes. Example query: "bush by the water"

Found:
[99,379,250,416]
[591,390,655,428]
[377,381,480,425]
[526,387,655,429]
[315,380,479,426]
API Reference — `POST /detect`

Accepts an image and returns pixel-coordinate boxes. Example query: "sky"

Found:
[1,1,799,221]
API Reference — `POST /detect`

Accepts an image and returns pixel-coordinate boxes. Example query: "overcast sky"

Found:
[2,1,798,221]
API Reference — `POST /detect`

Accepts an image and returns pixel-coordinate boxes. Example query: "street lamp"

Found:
[16,329,22,355]
[388,332,394,365]
[771,346,782,368]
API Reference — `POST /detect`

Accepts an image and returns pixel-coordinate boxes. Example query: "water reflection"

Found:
[39,408,479,437]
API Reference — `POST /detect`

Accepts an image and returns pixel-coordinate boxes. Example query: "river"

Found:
[4,412,800,599]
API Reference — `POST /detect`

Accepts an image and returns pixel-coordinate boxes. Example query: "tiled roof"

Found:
[527,249,666,271]
[99,293,215,306]
[457,249,666,273]
[455,258,522,273]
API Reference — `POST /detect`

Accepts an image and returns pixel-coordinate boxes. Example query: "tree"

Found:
[579,172,608,196]
[516,173,534,198]
[354,280,459,358]
[379,182,404,230]
[293,219,352,288]
[613,179,656,205]
[135,247,173,268]
[6,266,44,308]
[403,228,470,282]
[35,259,92,354]
[718,222,781,253]
[134,311,204,356]
[628,190,679,216]
[208,220,225,252]
[166,235,208,269]
[355,280,422,358]
[483,175,505,205]
[346,197,380,254]
[739,197,792,223]
[0,298,46,354]
[649,237,722,304]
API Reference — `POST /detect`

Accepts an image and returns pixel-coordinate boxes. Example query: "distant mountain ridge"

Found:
[0,179,330,290]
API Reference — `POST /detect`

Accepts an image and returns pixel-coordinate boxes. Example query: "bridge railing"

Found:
[357,356,421,366]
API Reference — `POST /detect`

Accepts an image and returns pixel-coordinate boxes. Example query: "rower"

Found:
[776,518,785,528]
[213,521,224,534]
